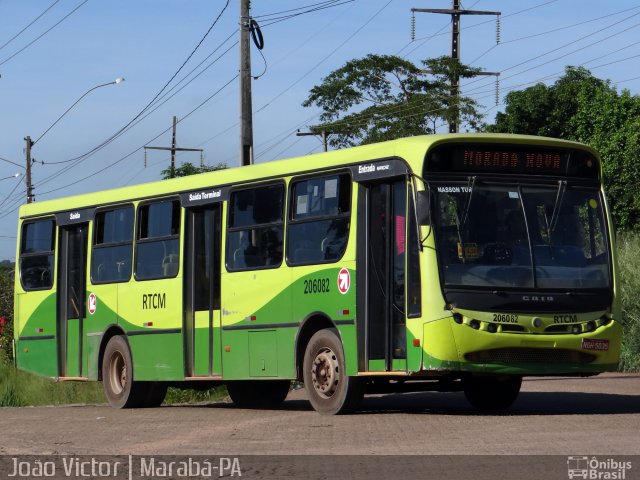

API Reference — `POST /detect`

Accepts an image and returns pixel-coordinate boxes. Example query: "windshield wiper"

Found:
[460,175,477,229]
[548,180,567,237]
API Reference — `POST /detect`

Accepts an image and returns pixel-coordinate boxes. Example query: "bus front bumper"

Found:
[421,317,622,375]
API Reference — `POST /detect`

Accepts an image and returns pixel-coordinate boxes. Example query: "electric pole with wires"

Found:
[412,1,500,133]
[240,0,254,166]
[144,116,204,178]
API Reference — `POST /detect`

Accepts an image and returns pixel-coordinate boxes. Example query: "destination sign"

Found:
[426,144,600,179]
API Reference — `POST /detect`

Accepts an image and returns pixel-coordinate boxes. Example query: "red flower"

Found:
[0,316,6,335]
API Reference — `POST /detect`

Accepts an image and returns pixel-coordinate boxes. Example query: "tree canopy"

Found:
[161,161,226,180]
[303,54,484,148]
[487,66,640,230]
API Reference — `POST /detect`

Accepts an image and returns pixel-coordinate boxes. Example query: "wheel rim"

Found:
[108,351,127,395]
[311,347,340,398]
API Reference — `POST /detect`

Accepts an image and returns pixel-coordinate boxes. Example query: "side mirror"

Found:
[416,190,431,225]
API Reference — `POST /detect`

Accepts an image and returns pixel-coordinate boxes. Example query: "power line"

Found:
[258,4,640,159]
[0,0,61,52]
[258,0,354,26]
[253,1,342,20]
[40,0,231,169]
[192,0,389,162]
[37,75,238,197]
[195,0,356,153]
[33,4,235,189]
[0,0,88,67]
[496,13,640,77]
[458,11,640,95]
[255,0,394,115]
[0,176,24,211]
[0,155,24,170]
[501,5,640,46]
[40,35,238,168]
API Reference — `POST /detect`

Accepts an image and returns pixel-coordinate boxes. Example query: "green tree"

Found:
[487,67,611,138]
[303,55,485,148]
[571,87,640,229]
[487,66,640,231]
[161,161,226,180]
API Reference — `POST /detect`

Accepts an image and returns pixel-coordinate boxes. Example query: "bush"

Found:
[0,265,14,364]
[617,234,640,371]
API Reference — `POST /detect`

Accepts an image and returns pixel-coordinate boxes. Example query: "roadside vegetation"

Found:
[0,350,227,407]
[617,235,640,371]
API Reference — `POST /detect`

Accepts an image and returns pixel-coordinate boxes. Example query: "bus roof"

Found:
[19,133,596,219]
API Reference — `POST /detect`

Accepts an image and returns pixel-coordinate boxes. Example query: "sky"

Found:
[0,0,638,260]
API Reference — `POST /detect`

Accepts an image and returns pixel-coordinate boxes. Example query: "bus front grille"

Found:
[464,348,596,364]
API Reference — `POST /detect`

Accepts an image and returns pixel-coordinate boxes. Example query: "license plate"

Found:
[581,338,609,351]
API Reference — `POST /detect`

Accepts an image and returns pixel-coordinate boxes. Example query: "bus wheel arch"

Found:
[101,333,167,408]
[97,325,127,381]
[295,313,336,382]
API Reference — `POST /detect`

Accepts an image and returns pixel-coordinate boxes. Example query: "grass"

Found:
[617,234,640,371]
[0,354,104,407]
[0,350,227,407]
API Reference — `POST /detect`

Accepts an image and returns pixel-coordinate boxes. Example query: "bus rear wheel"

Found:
[463,375,522,411]
[102,335,161,408]
[303,329,364,415]
[226,380,291,408]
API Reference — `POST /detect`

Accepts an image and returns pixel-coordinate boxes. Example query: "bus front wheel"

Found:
[102,335,162,408]
[303,329,364,415]
[463,375,522,411]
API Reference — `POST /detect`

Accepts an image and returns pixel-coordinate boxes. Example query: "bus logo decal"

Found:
[338,268,350,295]
[88,293,97,315]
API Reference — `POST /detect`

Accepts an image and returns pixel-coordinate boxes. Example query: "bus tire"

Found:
[142,382,168,408]
[303,329,364,415]
[102,335,147,408]
[463,375,522,411]
[226,380,290,408]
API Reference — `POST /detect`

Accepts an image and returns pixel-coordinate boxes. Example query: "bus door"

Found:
[184,204,222,377]
[57,223,88,378]
[357,179,408,372]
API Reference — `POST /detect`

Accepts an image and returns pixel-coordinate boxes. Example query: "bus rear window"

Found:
[20,219,55,290]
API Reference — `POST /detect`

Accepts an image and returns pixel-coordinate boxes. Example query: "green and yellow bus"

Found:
[13,134,622,414]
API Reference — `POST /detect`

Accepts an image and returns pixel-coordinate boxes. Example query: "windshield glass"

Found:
[433,183,610,290]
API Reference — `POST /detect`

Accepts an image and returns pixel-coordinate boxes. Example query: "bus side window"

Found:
[135,200,180,280]
[19,219,55,290]
[91,206,134,284]
[287,173,351,266]
[226,184,284,271]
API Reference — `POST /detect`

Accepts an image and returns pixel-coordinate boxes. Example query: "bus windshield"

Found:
[433,182,611,290]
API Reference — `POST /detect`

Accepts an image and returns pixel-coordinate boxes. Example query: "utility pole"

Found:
[24,136,34,203]
[412,1,500,133]
[296,129,329,152]
[240,0,254,166]
[144,116,204,178]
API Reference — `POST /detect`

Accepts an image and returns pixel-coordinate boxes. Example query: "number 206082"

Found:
[493,313,518,323]
[304,278,330,294]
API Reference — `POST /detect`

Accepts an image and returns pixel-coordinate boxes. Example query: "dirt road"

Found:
[1,374,639,479]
